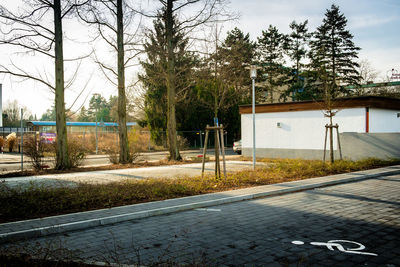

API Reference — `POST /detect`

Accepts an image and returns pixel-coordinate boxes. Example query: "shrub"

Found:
[23,136,47,171]
[67,136,87,168]
[49,136,87,168]
[107,129,143,164]
[107,143,140,164]
[6,133,17,152]
[0,136,4,152]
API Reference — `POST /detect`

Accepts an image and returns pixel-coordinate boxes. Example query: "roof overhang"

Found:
[239,96,400,114]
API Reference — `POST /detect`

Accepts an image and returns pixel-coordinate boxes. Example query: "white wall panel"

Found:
[242,108,366,150]
[369,108,400,133]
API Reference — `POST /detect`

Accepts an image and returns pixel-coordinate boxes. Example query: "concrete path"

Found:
[0,149,235,164]
[1,165,399,246]
[1,160,259,189]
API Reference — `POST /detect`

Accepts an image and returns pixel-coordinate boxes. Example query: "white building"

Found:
[240,96,400,160]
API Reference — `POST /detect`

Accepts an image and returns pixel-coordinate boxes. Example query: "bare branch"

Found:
[66,74,92,112]
[0,65,54,90]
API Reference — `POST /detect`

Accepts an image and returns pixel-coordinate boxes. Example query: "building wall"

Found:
[369,108,400,132]
[241,106,400,160]
[241,107,366,151]
[341,132,400,160]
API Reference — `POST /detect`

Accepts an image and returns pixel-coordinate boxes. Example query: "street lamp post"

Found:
[250,66,257,170]
[93,93,100,155]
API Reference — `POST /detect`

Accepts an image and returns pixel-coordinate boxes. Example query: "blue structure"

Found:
[27,121,137,133]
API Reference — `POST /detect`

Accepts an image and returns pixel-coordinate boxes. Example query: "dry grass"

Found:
[0,158,398,223]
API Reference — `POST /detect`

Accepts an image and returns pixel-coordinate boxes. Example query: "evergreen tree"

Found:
[87,94,111,122]
[77,107,90,122]
[219,27,255,102]
[282,20,310,101]
[308,4,361,99]
[40,105,57,121]
[139,9,196,146]
[257,25,288,103]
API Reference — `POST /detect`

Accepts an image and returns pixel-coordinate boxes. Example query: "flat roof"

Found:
[239,96,400,114]
[27,121,137,127]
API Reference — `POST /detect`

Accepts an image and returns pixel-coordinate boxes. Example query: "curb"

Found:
[1,166,399,244]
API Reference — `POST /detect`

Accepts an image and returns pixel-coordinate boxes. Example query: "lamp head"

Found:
[250,66,257,79]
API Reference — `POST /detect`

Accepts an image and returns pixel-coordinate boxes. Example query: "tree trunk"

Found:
[54,0,70,170]
[166,0,181,160]
[117,0,129,163]
[329,114,334,163]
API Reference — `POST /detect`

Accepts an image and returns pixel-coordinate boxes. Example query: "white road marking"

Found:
[195,208,221,212]
[292,239,378,256]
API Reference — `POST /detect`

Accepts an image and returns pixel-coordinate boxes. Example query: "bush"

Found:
[107,129,143,164]
[6,132,17,152]
[49,136,87,168]
[67,136,87,168]
[23,136,47,171]
[107,143,140,164]
[0,136,4,152]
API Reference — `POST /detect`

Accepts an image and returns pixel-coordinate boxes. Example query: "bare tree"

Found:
[2,100,33,127]
[0,0,87,169]
[77,0,142,163]
[358,59,379,83]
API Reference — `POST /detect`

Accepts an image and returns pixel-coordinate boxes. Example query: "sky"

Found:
[0,0,399,118]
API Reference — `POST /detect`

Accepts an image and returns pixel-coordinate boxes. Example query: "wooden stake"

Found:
[220,126,227,179]
[201,126,209,178]
[335,124,343,160]
[215,127,220,178]
[323,124,328,162]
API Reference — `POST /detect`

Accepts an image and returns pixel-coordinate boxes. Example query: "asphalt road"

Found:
[0,149,237,172]
[3,173,399,266]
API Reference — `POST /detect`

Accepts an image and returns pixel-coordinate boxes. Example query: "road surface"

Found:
[2,173,399,266]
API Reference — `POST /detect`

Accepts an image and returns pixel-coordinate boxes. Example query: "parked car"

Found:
[233,140,242,154]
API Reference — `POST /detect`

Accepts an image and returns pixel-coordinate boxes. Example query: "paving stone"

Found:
[2,172,400,266]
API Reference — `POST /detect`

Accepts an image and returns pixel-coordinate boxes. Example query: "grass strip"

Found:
[1,158,399,223]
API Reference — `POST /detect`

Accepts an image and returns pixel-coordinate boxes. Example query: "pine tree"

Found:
[78,107,90,122]
[257,25,288,103]
[282,20,310,101]
[139,8,196,148]
[219,27,255,102]
[309,4,361,99]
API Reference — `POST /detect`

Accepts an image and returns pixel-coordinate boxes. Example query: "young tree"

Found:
[257,25,288,103]
[77,0,142,163]
[193,27,254,140]
[308,4,361,163]
[0,0,87,169]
